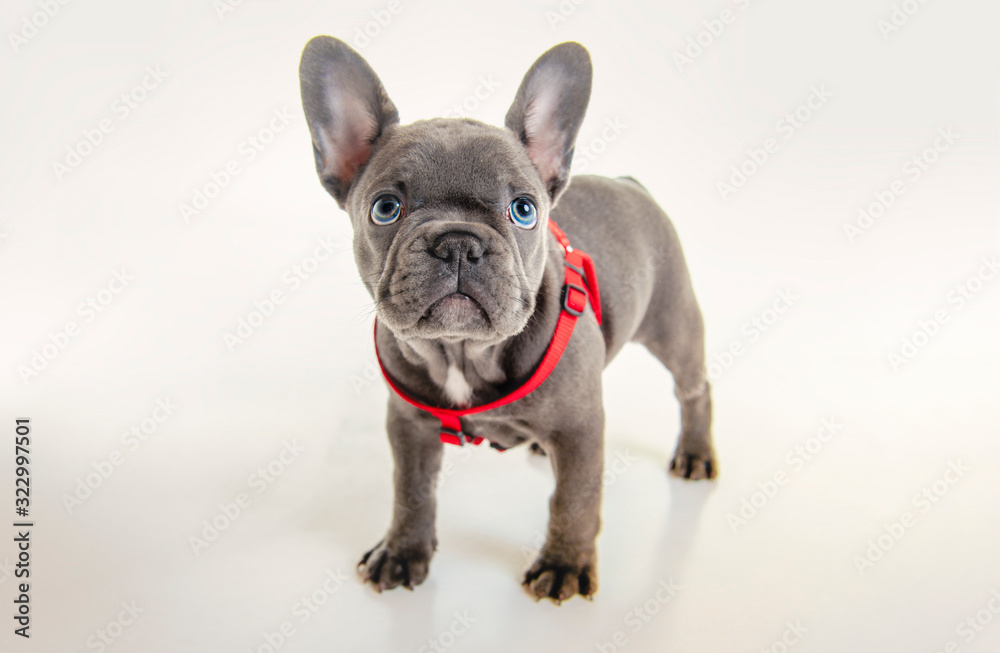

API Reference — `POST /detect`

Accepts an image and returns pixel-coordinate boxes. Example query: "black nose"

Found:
[430,232,484,264]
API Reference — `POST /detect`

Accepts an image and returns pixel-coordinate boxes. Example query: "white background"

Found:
[1,0,999,651]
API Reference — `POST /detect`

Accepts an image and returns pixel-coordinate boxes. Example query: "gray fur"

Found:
[299,36,716,602]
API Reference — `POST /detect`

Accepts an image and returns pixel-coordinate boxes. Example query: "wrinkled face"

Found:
[300,37,592,342]
[349,119,551,343]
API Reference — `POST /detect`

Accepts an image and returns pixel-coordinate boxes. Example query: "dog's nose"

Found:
[430,232,484,264]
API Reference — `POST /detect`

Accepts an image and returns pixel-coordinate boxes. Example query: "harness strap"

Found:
[375,219,600,450]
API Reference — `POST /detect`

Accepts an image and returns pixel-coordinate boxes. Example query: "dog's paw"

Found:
[522,553,597,603]
[669,448,717,480]
[357,539,433,592]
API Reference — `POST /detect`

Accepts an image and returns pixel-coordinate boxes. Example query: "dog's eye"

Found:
[507,197,537,229]
[370,195,403,225]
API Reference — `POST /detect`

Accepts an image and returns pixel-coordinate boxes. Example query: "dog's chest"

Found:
[442,365,473,407]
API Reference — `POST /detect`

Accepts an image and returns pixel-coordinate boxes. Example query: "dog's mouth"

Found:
[421,292,489,328]
[378,279,535,341]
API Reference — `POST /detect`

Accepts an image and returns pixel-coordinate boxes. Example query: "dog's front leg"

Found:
[358,400,442,591]
[523,417,604,602]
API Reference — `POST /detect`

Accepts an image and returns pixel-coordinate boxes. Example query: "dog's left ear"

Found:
[505,42,592,203]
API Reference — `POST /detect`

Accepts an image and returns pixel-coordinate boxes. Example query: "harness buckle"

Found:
[561,283,588,317]
[440,427,463,446]
[440,427,483,446]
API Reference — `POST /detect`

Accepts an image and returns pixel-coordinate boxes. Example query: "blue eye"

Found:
[507,197,537,229]
[371,195,403,225]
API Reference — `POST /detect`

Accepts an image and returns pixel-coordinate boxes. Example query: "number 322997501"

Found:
[15,419,30,513]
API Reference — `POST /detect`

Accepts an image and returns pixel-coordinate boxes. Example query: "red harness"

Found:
[374,219,601,450]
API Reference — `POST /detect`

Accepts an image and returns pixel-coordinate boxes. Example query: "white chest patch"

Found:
[443,364,473,408]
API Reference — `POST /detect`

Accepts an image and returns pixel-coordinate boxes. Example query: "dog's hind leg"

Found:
[635,282,717,480]
[669,374,716,480]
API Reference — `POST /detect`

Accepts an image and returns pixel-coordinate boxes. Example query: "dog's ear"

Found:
[299,36,399,207]
[505,42,592,203]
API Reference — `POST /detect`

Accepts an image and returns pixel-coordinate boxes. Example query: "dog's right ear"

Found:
[299,36,399,207]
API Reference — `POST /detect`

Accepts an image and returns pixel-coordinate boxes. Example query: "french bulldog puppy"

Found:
[299,36,716,602]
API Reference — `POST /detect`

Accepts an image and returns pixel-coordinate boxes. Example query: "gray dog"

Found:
[299,36,716,602]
